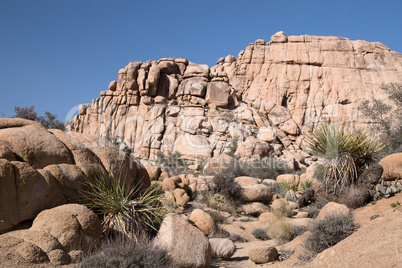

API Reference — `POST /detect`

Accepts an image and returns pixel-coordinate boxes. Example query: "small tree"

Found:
[13,105,65,130]
[358,83,402,154]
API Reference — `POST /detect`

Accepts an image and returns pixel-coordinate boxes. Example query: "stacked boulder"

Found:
[69,32,402,170]
[0,118,150,234]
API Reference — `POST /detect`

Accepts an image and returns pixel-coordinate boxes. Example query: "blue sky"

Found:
[1,0,401,121]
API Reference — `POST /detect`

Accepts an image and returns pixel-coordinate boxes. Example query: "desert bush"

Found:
[268,218,294,243]
[305,123,384,195]
[207,210,226,224]
[226,136,239,157]
[79,237,176,268]
[82,168,171,240]
[305,214,357,255]
[196,192,237,214]
[229,233,248,243]
[302,195,328,219]
[156,151,187,176]
[299,179,314,191]
[337,185,370,209]
[358,83,402,154]
[243,157,294,180]
[252,228,270,240]
[13,105,65,130]
[212,173,243,203]
[292,226,307,237]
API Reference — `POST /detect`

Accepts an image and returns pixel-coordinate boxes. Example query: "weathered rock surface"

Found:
[68,32,402,167]
[248,245,278,264]
[379,152,402,180]
[209,238,236,260]
[0,118,150,234]
[189,209,216,236]
[0,204,102,266]
[155,214,211,268]
[316,202,350,221]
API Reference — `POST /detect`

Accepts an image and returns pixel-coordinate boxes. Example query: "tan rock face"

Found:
[155,214,211,268]
[68,32,402,167]
[249,245,278,264]
[0,118,150,234]
[189,208,216,235]
[0,204,102,266]
[379,153,402,180]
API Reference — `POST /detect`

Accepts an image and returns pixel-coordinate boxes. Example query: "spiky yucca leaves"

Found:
[279,181,298,202]
[82,169,170,241]
[305,123,384,195]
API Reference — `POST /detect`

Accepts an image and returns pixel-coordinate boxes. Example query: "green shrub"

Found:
[358,83,402,154]
[82,168,170,240]
[305,214,356,254]
[252,228,270,240]
[279,181,298,202]
[299,179,314,191]
[13,105,65,130]
[305,123,384,195]
[79,237,176,268]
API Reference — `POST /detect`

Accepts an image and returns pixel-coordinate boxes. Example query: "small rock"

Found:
[249,246,278,264]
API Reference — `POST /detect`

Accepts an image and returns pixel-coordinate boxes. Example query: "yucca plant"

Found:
[82,168,171,241]
[305,123,385,195]
[279,181,299,202]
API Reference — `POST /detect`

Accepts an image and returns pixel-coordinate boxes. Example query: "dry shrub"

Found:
[268,218,294,243]
[229,233,248,243]
[252,228,270,241]
[337,185,370,209]
[79,237,176,268]
[305,214,357,255]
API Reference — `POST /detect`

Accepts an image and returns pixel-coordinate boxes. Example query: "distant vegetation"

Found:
[12,105,65,130]
[358,83,402,154]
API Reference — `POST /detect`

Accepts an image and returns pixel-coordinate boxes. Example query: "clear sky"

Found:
[1,0,401,121]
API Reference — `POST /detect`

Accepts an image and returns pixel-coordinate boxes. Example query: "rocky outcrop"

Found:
[69,32,402,166]
[0,204,102,266]
[0,118,150,234]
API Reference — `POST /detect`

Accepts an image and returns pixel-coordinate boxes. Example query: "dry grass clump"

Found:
[265,210,295,243]
[79,237,176,268]
[337,185,370,209]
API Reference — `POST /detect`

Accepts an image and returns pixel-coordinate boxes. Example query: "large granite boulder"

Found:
[0,118,150,234]
[0,204,102,266]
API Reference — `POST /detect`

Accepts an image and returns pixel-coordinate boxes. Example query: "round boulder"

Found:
[316,202,350,221]
[240,184,273,203]
[379,153,402,181]
[209,238,236,260]
[249,246,278,264]
[189,209,216,236]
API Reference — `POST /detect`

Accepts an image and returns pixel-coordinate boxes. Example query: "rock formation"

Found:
[0,118,150,234]
[69,31,402,166]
